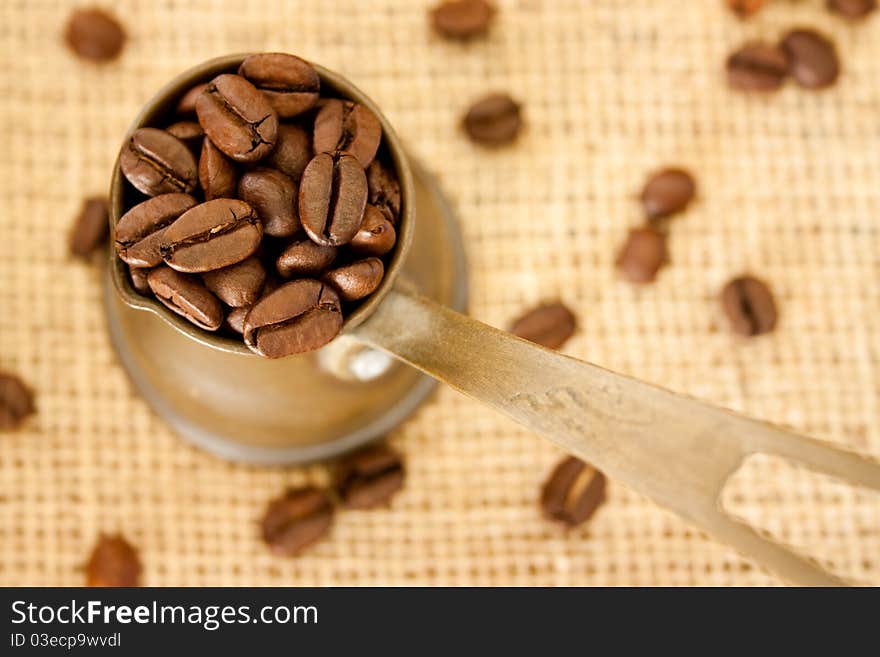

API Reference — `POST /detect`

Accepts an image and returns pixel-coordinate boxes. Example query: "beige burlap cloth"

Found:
[1,0,878,586]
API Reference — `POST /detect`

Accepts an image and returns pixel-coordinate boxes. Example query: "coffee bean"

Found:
[725,0,765,17]
[334,444,405,509]
[175,83,208,116]
[350,205,397,257]
[828,0,876,18]
[84,534,142,587]
[313,100,382,168]
[119,127,198,197]
[616,227,667,284]
[721,275,777,336]
[238,53,320,118]
[196,74,278,162]
[225,306,249,334]
[267,123,312,181]
[463,93,522,145]
[261,487,334,557]
[299,152,367,247]
[366,159,401,225]
[202,256,266,308]
[160,199,262,273]
[165,120,204,151]
[243,279,343,357]
[509,302,577,350]
[780,29,840,89]
[323,257,384,302]
[541,456,607,527]
[69,197,109,258]
[726,42,789,92]
[430,0,495,39]
[147,266,223,331]
[276,239,337,278]
[128,266,151,294]
[198,138,238,201]
[115,193,198,268]
[237,168,300,238]
[640,168,696,219]
[0,371,35,432]
[64,8,126,62]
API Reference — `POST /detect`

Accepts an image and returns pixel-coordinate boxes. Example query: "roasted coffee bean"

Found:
[780,29,840,89]
[115,193,197,267]
[726,42,789,92]
[176,83,208,116]
[261,487,334,557]
[366,159,401,225]
[237,168,299,237]
[463,93,522,145]
[84,534,142,587]
[721,275,777,336]
[147,266,223,331]
[202,256,266,307]
[238,53,320,118]
[725,0,765,17]
[128,266,151,294]
[198,138,238,201]
[334,444,405,509]
[225,306,249,334]
[616,227,667,284]
[322,257,384,302]
[640,168,696,219]
[119,127,198,197]
[313,100,382,168]
[299,152,367,247]
[165,120,204,150]
[350,205,396,257]
[276,239,337,278]
[196,74,278,162]
[64,8,126,62]
[541,456,607,527]
[69,197,109,258]
[430,0,495,39]
[0,371,35,432]
[160,199,262,273]
[509,302,577,350]
[267,123,312,181]
[243,279,343,357]
[828,0,876,18]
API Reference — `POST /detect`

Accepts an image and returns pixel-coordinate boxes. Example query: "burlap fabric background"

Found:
[1,0,878,586]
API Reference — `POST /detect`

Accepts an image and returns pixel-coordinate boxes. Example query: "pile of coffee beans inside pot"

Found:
[114,53,401,358]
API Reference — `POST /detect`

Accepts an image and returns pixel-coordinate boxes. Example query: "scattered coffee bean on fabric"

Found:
[261,487,334,557]
[541,456,607,527]
[84,534,142,587]
[721,275,778,336]
[725,0,765,17]
[780,29,840,89]
[726,42,789,92]
[641,168,696,220]
[64,7,126,62]
[69,197,109,258]
[463,93,522,146]
[430,0,495,39]
[509,302,577,350]
[0,371,36,432]
[827,0,876,19]
[334,444,405,509]
[616,227,668,284]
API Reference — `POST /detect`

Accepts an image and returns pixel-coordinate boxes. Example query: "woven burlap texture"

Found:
[1,0,878,586]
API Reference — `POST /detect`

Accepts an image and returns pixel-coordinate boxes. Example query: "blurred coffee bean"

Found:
[721,275,778,336]
[261,487,334,557]
[509,302,577,350]
[276,239,337,278]
[147,266,223,331]
[238,53,320,118]
[243,279,343,357]
[334,444,405,509]
[431,0,495,39]
[64,7,126,62]
[727,42,789,92]
[198,139,238,201]
[640,168,696,219]
[84,534,142,587]
[175,83,208,116]
[541,456,607,527]
[780,29,840,89]
[128,266,151,294]
[299,152,367,247]
[313,100,382,168]
[828,0,876,18]
[463,93,522,145]
[267,123,312,181]
[119,128,198,197]
[165,120,204,152]
[202,256,266,308]
[616,227,667,284]
[115,193,198,268]
[196,74,278,162]
[367,159,401,225]
[350,205,396,257]
[237,168,300,238]
[69,197,109,258]
[0,371,35,432]
[323,257,384,302]
[725,0,765,17]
